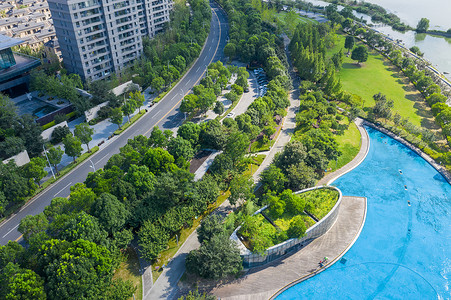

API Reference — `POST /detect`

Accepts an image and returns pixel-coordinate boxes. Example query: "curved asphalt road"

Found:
[0,1,228,245]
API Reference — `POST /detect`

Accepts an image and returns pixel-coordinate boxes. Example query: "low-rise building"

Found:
[0,34,41,96]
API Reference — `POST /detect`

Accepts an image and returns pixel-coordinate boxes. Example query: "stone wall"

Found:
[232,186,343,269]
[84,102,109,122]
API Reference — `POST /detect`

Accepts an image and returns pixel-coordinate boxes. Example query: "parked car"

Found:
[226,112,235,118]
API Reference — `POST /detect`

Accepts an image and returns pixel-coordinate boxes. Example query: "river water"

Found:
[304,0,451,80]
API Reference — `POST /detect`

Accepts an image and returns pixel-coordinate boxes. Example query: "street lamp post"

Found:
[89,159,96,172]
[43,145,56,179]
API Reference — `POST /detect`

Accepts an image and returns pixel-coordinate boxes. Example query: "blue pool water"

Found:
[276,127,451,299]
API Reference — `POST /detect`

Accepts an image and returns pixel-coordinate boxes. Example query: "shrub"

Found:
[287,215,307,238]
[54,113,67,124]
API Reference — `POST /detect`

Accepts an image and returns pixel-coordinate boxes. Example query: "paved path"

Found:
[210,196,367,300]
[252,35,300,182]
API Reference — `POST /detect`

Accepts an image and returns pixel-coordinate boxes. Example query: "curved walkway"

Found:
[210,195,367,300]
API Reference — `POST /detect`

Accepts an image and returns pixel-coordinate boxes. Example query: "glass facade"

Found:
[0,48,16,70]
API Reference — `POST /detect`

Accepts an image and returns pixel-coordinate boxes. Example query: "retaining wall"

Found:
[232,186,343,268]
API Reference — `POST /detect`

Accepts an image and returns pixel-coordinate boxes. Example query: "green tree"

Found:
[17,115,44,157]
[167,136,195,162]
[197,215,225,244]
[213,101,224,115]
[91,193,130,234]
[0,161,33,205]
[0,136,25,159]
[18,213,49,242]
[0,263,46,300]
[177,122,201,146]
[229,174,254,206]
[180,94,198,114]
[185,233,242,279]
[351,45,368,64]
[285,162,317,191]
[143,147,176,176]
[129,91,145,113]
[74,123,94,152]
[138,221,169,261]
[0,241,25,268]
[47,146,64,175]
[110,107,123,129]
[416,17,430,32]
[123,164,156,196]
[68,182,97,212]
[51,125,71,143]
[62,134,83,163]
[151,77,165,92]
[43,239,113,300]
[344,36,355,54]
[287,215,307,238]
[55,211,108,245]
[122,99,136,123]
[260,165,287,193]
[22,157,47,187]
[224,42,236,60]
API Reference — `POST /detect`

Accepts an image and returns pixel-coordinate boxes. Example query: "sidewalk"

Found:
[41,90,158,182]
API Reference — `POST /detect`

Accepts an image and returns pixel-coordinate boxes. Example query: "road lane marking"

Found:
[53,182,72,197]
[143,5,222,136]
[97,153,110,163]
[15,234,23,242]
[196,66,200,72]
[2,224,19,238]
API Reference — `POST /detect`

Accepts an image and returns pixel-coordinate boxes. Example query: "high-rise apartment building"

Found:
[47,0,172,81]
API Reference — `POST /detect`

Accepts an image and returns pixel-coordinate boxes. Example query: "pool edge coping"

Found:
[269,196,368,300]
[362,120,451,185]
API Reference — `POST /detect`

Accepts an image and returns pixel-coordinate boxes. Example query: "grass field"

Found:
[113,247,143,300]
[328,119,361,172]
[274,12,318,26]
[329,35,439,130]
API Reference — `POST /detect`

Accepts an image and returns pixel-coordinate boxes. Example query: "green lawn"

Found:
[275,12,318,25]
[329,36,438,129]
[329,119,361,172]
[113,247,142,300]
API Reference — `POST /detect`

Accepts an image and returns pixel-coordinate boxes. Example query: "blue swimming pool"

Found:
[276,127,451,299]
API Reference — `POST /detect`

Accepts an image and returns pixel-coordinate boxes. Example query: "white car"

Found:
[226,112,235,118]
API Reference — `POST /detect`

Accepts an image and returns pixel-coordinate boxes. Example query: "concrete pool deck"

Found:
[207,119,370,300]
[210,195,367,300]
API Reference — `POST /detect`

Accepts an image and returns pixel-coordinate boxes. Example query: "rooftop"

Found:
[0,34,23,51]
[0,52,41,83]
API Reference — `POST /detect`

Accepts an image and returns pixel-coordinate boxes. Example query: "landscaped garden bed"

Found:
[237,187,339,254]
